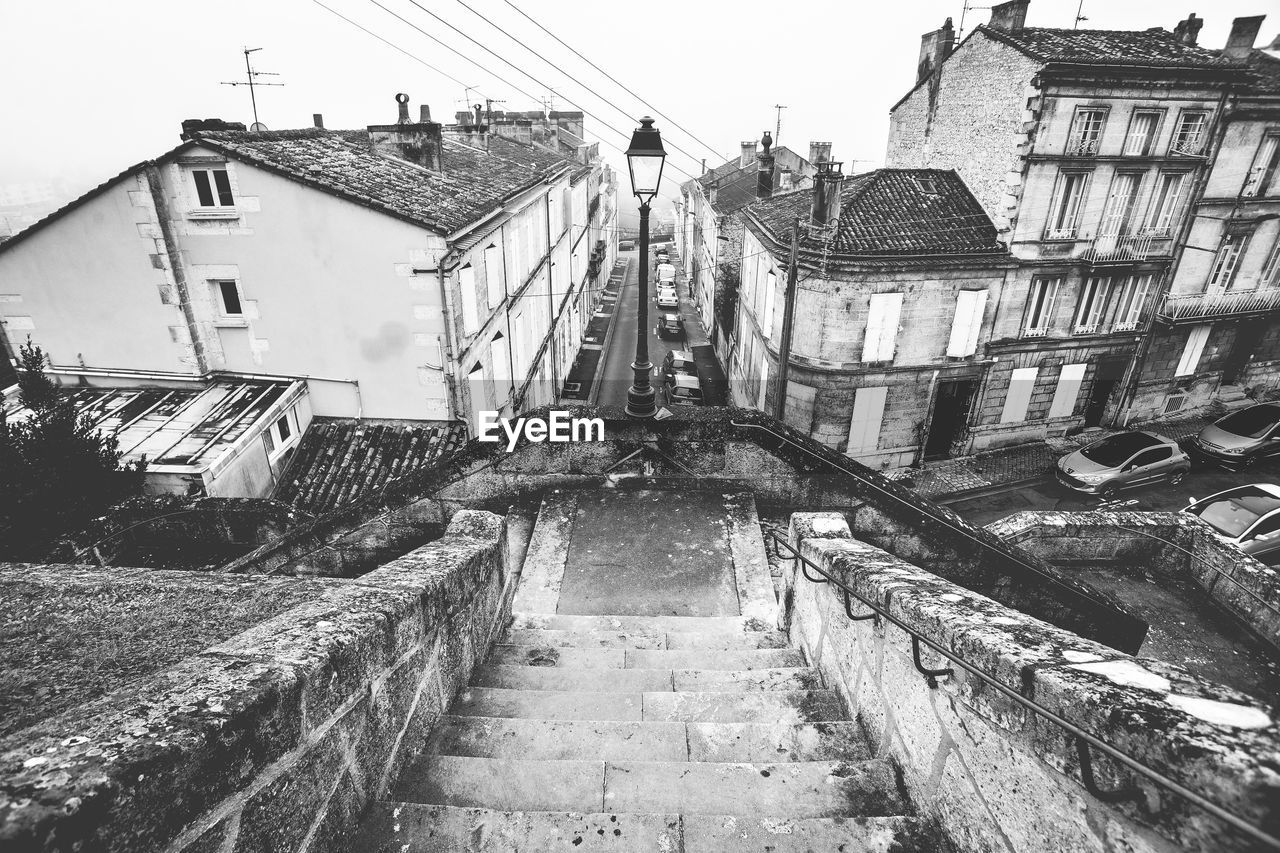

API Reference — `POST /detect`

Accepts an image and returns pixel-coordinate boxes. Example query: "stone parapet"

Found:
[0,510,509,853]
[785,512,1279,853]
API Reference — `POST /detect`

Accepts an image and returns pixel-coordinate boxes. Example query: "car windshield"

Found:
[1217,406,1280,439]
[672,388,700,400]
[1189,488,1280,538]
[1080,432,1158,467]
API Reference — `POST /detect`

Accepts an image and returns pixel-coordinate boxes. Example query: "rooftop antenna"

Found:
[1074,0,1088,28]
[956,1,992,40]
[220,47,284,130]
[773,104,787,145]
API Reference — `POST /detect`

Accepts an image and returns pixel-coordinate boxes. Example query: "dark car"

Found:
[1055,430,1190,498]
[1190,403,1280,469]
[656,313,684,340]
[661,350,698,385]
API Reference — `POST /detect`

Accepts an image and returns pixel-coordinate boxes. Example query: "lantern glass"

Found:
[625,117,666,201]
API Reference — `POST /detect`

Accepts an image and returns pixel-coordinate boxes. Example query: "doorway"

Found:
[1222,320,1265,385]
[1082,360,1126,428]
[924,379,979,461]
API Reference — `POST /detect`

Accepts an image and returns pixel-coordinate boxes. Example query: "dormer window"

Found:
[192,168,235,207]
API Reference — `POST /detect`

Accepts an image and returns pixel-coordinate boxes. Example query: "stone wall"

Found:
[0,510,511,853]
[785,512,1279,853]
[992,511,1280,658]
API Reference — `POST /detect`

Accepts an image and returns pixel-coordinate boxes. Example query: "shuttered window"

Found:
[762,271,777,339]
[757,357,770,410]
[946,289,988,357]
[459,265,479,336]
[862,293,903,363]
[1176,325,1211,377]
[1000,367,1039,423]
[484,244,503,307]
[1048,363,1087,418]
[847,386,888,455]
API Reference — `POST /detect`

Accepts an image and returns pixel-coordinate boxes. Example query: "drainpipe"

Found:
[1114,87,1232,427]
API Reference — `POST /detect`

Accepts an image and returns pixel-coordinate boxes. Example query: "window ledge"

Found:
[187,208,241,220]
[214,318,249,329]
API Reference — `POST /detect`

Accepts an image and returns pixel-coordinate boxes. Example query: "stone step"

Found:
[426,716,872,763]
[452,687,642,721]
[488,645,806,670]
[673,667,823,692]
[502,627,789,650]
[510,612,773,635]
[391,756,906,818]
[487,644,625,669]
[470,664,821,693]
[450,687,843,724]
[353,802,928,852]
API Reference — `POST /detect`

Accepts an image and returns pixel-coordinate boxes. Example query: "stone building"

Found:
[735,166,1013,469]
[0,96,617,440]
[887,1,1252,444]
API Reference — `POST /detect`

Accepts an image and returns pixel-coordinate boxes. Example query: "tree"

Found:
[0,340,145,558]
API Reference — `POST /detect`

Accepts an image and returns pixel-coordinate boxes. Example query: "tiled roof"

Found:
[190,128,583,235]
[273,418,467,515]
[747,169,1005,257]
[980,25,1232,68]
[691,146,812,215]
[1240,50,1280,96]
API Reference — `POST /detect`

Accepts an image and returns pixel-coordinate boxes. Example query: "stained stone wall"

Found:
[785,512,1279,853]
[0,510,510,853]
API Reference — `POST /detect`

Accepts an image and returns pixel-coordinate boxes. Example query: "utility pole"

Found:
[773,104,787,146]
[775,217,801,423]
[220,47,284,129]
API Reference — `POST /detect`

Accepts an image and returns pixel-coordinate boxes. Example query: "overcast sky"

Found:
[2,0,1273,225]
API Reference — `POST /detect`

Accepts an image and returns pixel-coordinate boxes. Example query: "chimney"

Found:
[313,113,325,129]
[740,140,757,169]
[1224,15,1264,59]
[368,93,444,171]
[756,131,776,200]
[988,0,1029,32]
[809,161,845,229]
[179,118,248,140]
[1173,13,1204,46]
[808,141,832,165]
[916,17,956,84]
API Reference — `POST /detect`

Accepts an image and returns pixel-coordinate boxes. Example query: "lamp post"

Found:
[624,116,667,419]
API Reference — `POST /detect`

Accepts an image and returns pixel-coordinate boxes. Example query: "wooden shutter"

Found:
[863,293,903,362]
[459,265,479,336]
[1000,367,1039,423]
[1175,325,1211,376]
[1048,363,1087,418]
[758,357,770,409]
[763,271,777,339]
[947,289,988,357]
[847,386,888,455]
[484,245,503,307]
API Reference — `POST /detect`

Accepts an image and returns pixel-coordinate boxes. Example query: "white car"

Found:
[656,288,679,309]
[657,263,676,282]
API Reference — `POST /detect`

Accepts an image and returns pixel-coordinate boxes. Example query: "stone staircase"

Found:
[1217,384,1253,411]
[353,611,929,851]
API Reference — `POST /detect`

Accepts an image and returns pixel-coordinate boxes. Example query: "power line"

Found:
[497,0,728,162]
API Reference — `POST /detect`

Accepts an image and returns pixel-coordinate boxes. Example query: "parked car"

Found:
[656,288,679,309]
[1189,403,1280,469]
[662,373,703,407]
[661,349,698,385]
[618,239,636,251]
[1055,430,1190,498]
[656,312,684,340]
[1184,484,1280,565]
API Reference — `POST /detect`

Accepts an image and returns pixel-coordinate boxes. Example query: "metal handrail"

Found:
[768,530,1280,850]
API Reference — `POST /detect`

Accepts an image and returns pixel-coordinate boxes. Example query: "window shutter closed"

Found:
[1000,367,1039,423]
[847,386,888,455]
[484,245,502,307]
[758,357,770,409]
[763,271,777,339]
[1048,363,1087,418]
[1175,325,1211,376]
[459,265,479,336]
[947,290,988,357]
[863,293,903,362]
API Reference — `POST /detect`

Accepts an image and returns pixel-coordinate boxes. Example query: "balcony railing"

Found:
[1158,286,1280,324]
[1080,233,1157,263]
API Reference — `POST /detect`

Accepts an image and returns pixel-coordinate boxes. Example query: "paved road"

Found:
[947,452,1280,527]
[598,247,710,408]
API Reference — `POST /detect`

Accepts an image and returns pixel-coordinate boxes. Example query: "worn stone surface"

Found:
[427,717,688,762]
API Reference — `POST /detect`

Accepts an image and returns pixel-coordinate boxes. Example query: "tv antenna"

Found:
[773,104,787,145]
[1074,0,1088,28]
[956,1,992,40]
[221,47,285,130]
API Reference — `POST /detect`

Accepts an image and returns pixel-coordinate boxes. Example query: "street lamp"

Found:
[624,116,667,419]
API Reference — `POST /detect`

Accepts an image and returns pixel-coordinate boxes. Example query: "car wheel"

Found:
[1168,470,1185,486]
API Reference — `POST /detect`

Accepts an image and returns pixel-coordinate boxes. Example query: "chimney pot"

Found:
[313,113,325,129]
[988,0,1029,32]
[369,94,444,171]
[420,104,432,123]
[808,142,832,166]
[1224,15,1264,59]
[756,131,776,200]
[1173,13,1204,46]
[809,161,845,230]
[396,93,411,123]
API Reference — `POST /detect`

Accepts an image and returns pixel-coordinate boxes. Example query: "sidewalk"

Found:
[560,258,628,402]
[888,404,1228,500]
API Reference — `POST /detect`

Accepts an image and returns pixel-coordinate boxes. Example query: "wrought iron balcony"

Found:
[1078,232,1174,264]
[1157,286,1280,325]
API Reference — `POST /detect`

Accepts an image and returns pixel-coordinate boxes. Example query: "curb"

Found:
[587,257,630,406]
[932,473,1054,505]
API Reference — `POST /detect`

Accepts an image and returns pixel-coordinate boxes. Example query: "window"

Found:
[264,409,298,459]
[1242,134,1280,198]
[484,244,503,307]
[947,289,988,357]
[1122,110,1162,156]
[192,168,234,207]
[1130,446,1173,469]
[1112,274,1153,331]
[1175,324,1211,376]
[213,280,242,316]
[1024,277,1061,337]
[1067,108,1107,156]
[1262,240,1280,289]
[862,292,903,362]
[1046,172,1089,239]
[1000,367,1039,423]
[1170,111,1210,156]
[1048,363,1086,419]
[762,270,777,339]
[1145,172,1188,236]
[1207,233,1249,292]
[847,386,888,455]
[458,264,479,335]
[1098,173,1142,238]
[757,357,770,409]
[1074,277,1112,334]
